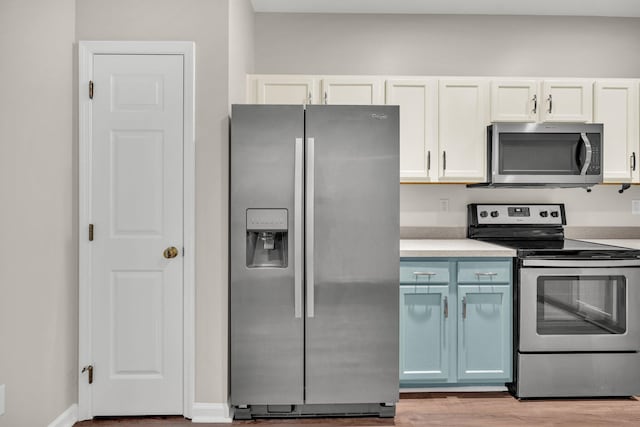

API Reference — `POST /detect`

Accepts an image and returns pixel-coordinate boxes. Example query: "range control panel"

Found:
[472,203,565,225]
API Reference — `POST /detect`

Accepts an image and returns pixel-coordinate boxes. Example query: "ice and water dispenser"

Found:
[246,209,288,268]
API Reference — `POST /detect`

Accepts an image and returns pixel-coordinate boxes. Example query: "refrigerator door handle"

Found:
[306,137,315,318]
[294,137,304,318]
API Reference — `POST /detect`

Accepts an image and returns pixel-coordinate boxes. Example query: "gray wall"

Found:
[230,0,255,106]
[255,13,640,77]
[254,13,640,232]
[0,1,250,424]
[0,1,77,426]
[76,0,231,405]
[1,1,238,425]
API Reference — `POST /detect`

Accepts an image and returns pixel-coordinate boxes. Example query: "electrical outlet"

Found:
[0,384,5,416]
[439,199,449,212]
[633,200,640,215]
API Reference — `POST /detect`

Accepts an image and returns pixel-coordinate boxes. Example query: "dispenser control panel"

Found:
[246,209,288,231]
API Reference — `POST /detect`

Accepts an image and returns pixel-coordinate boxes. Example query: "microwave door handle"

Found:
[579,132,592,175]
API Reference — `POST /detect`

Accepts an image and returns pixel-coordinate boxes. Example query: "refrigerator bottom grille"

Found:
[233,403,396,420]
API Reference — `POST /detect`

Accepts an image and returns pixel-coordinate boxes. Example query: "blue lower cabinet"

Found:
[457,284,511,382]
[399,285,449,381]
[400,257,513,388]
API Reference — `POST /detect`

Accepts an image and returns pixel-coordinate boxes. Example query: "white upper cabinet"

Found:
[490,80,539,122]
[249,75,383,105]
[438,80,490,182]
[491,79,593,123]
[540,80,593,122]
[254,75,317,104]
[386,79,438,182]
[248,74,635,184]
[321,77,383,105]
[594,80,639,183]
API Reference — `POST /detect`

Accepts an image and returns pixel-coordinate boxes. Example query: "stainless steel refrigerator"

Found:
[230,104,399,419]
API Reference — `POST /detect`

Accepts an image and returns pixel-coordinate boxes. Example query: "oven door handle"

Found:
[578,132,592,176]
[522,258,640,268]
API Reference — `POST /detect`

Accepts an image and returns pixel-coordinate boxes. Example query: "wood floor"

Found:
[74,392,640,426]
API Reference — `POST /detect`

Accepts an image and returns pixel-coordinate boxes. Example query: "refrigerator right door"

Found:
[305,105,400,404]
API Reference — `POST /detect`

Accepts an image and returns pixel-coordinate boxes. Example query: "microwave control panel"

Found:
[586,142,601,175]
[472,204,565,225]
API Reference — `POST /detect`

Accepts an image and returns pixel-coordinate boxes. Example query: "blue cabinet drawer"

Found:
[400,261,450,284]
[457,260,512,284]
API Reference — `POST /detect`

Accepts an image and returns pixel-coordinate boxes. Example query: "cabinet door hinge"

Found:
[89,224,94,241]
[89,80,94,99]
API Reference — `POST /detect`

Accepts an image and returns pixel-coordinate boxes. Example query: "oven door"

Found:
[519,265,640,352]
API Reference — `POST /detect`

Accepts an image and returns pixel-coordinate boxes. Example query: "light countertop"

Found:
[400,239,517,258]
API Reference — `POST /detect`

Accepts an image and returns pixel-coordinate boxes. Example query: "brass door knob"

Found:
[163,246,179,259]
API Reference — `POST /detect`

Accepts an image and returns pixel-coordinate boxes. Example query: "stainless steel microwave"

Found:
[483,123,603,187]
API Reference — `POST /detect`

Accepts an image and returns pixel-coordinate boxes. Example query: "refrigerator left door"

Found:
[230,105,304,405]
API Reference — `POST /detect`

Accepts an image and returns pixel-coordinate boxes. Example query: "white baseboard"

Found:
[47,404,78,427]
[191,402,232,423]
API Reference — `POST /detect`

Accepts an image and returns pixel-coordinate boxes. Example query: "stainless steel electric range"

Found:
[468,203,640,398]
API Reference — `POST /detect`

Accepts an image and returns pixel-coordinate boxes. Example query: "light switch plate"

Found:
[633,200,640,215]
[0,384,5,415]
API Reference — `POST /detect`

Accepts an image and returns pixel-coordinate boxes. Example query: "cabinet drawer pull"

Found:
[475,271,498,280]
[427,150,431,171]
[444,296,448,319]
[632,152,636,172]
[442,151,447,171]
[462,296,467,319]
[413,271,436,281]
[547,94,553,114]
[532,94,537,114]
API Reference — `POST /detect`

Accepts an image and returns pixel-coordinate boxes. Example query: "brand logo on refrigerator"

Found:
[371,114,388,120]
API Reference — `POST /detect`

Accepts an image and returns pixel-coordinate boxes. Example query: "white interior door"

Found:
[90,53,184,415]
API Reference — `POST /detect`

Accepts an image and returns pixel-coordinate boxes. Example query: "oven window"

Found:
[536,276,626,335]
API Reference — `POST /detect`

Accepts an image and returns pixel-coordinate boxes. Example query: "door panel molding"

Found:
[78,41,195,420]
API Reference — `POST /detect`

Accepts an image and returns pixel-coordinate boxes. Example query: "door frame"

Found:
[78,41,195,420]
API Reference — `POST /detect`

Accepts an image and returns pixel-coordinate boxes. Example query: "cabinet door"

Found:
[457,284,511,382]
[386,79,438,182]
[254,76,317,104]
[400,285,450,381]
[594,80,639,183]
[541,80,593,122]
[490,80,539,122]
[321,77,383,105]
[438,80,490,182]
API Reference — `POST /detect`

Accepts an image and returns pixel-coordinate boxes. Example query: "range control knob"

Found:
[550,211,559,218]
[490,211,499,218]
[540,211,549,218]
[479,211,488,218]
